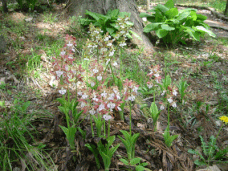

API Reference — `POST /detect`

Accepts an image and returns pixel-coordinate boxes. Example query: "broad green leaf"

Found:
[165,8,178,18]
[195,26,216,37]
[190,11,197,21]
[143,23,155,33]
[156,29,168,38]
[164,0,174,9]
[161,24,175,31]
[156,4,169,14]
[129,30,142,41]
[150,102,159,116]
[139,12,152,18]
[120,158,129,165]
[130,158,141,165]
[118,12,131,18]
[106,27,115,35]
[176,11,191,21]
[108,9,119,18]
[184,27,200,41]
[196,14,207,21]
[85,10,103,21]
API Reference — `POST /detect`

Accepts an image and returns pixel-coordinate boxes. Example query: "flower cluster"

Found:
[160,85,178,109]
[146,65,162,88]
[123,79,139,102]
[51,34,84,94]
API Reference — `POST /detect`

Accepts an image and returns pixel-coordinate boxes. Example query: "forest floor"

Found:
[0,2,228,171]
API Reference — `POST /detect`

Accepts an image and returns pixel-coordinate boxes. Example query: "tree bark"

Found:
[1,0,8,13]
[225,0,228,16]
[67,0,153,51]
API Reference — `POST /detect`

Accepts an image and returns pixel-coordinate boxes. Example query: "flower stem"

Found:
[90,116,94,137]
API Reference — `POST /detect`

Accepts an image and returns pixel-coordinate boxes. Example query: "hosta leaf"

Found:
[196,14,207,21]
[184,27,200,41]
[177,11,191,21]
[195,26,216,37]
[161,24,175,31]
[156,4,169,14]
[164,0,174,9]
[165,8,178,18]
[139,12,152,18]
[143,23,156,33]
[106,27,115,35]
[108,9,119,18]
[120,158,129,165]
[190,11,197,21]
[130,158,141,165]
[156,29,168,38]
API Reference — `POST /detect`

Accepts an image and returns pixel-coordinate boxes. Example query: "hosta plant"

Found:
[140,0,216,45]
[80,9,133,36]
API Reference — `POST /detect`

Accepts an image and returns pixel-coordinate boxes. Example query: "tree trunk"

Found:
[225,0,228,16]
[67,0,153,51]
[1,0,8,13]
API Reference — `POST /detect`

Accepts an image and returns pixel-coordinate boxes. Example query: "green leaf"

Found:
[188,149,197,155]
[156,4,169,14]
[165,8,178,18]
[164,0,174,9]
[139,13,152,18]
[161,24,175,31]
[196,14,207,21]
[106,27,116,35]
[120,158,129,165]
[59,125,68,135]
[194,159,207,166]
[129,30,142,41]
[108,9,119,18]
[156,29,168,38]
[130,158,141,165]
[135,166,147,171]
[176,11,191,21]
[195,26,216,37]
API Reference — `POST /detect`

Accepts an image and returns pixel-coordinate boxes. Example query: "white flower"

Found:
[120,30,125,34]
[154,73,160,77]
[107,102,115,110]
[103,114,112,121]
[88,44,92,48]
[93,68,99,74]
[101,48,107,52]
[94,30,99,34]
[82,93,88,99]
[128,95,135,101]
[125,17,129,20]
[108,93,115,100]
[109,51,115,57]
[172,102,177,108]
[71,47,75,52]
[107,43,112,46]
[67,42,73,47]
[117,18,121,21]
[91,82,95,87]
[104,37,109,41]
[117,106,122,111]
[98,104,105,111]
[60,51,65,56]
[142,17,147,22]
[132,86,139,93]
[101,91,107,98]
[147,82,153,89]
[81,102,86,108]
[78,91,83,96]
[89,109,96,115]
[68,55,73,59]
[167,97,173,103]
[97,74,102,81]
[160,104,165,110]
[84,58,90,61]
[113,61,118,67]
[65,65,69,71]
[119,43,127,47]
[161,90,166,96]
[106,58,111,65]
[59,88,66,95]
[56,70,64,77]
[173,89,178,96]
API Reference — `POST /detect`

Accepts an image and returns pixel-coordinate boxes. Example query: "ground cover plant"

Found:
[0,0,228,171]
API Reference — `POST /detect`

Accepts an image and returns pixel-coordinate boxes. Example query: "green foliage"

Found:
[118,130,140,160]
[80,9,132,36]
[163,126,179,147]
[178,77,189,103]
[149,102,161,131]
[120,157,150,171]
[188,135,228,166]
[16,0,37,11]
[140,0,216,45]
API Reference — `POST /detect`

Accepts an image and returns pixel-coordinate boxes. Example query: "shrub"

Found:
[140,0,216,45]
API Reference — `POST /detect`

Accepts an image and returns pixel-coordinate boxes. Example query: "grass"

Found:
[1,1,228,170]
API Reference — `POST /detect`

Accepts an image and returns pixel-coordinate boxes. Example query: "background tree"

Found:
[67,0,154,50]
[1,0,8,13]
[225,0,228,16]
